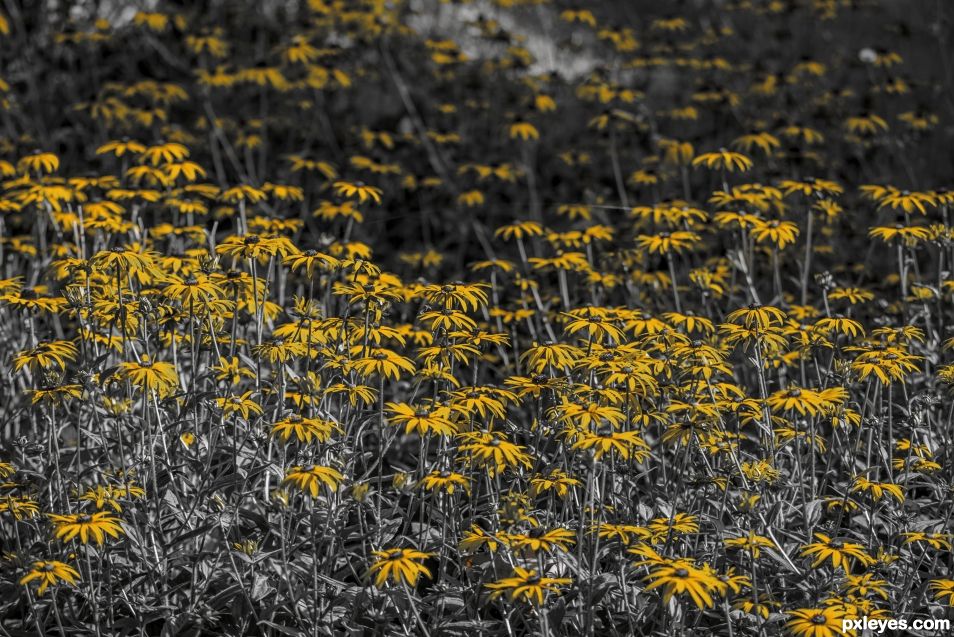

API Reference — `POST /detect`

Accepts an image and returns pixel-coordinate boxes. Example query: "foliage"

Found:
[1,0,953,635]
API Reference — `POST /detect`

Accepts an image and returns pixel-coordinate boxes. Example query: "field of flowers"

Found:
[1,0,954,635]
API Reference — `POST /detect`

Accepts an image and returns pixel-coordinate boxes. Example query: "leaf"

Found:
[257,620,304,637]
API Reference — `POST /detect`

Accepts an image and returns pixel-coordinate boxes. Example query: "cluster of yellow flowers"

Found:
[1,0,953,635]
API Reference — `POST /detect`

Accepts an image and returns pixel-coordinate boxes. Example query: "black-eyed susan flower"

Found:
[271,415,340,444]
[78,483,144,512]
[485,568,571,605]
[48,511,124,544]
[929,579,954,605]
[529,470,580,498]
[850,477,903,503]
[117,356,179,398]
[0,496,39,520]
[282,465,344,497]
[724,531,775,559]
[0,287,69,314]
[800,533,874,570]
[368,548,433,588]
[570,428,650,461]
[642,560,721,609]
[12,340,78,373]
[784,606,849,637]
[691,148,753,172]
[418,470,470,495]
[505,527,576,554]
[385,402,457,437]
[899,532,952,551]
[215,391,263,420]
[19,560,80,596]
[332,180,382,205]
[458,431,532,474]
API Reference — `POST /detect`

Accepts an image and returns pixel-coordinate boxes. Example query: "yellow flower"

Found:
[559,8,596,26]
[635,230,700,255]
[868,224,931,244]
[551,399,625,430]
[139,141,190,166]
[215,391,263,420]
[78,485,142,512]
[458,431,532,474]
[800,533,874,570]
[494,220,545,241]
[48,511,125,544]
[418,470,470,495]
[486,568,572,605]
[221,183,267,204]
[642,560,721,609]
[283,249,339,277]
[508,121,539,141]
[368,548,434,588]
[0,288,68,314]
[767,386,827,416]
[18,151,59,174]
[250,338,307,364]
[459,525,503,553]
[332,180,382,205]
[731,132,780,156]
[843,573,888,600]
[814,316,865,338]
[351,348,416,380]
[876,188,936,215]
[210,355,256,386]
[899,532,952,551]
[504,527,576,554]
[91,246,157,276]
[421,282,489,312]
[691,149,753,172]
[12,340,78,373]
[282,465,344,497]
[20,560,80,596]
[724,531,775,559]
[850,477,903,503]
[0,496,39,519]
[162,273,225,307]
[647,513,699,538]
[929,579,954,605]
[529,470,580,498]
[386,402,458,437]
[750,218,800,249]
[520,342,582,373]
[726,303,787,329]
[271,415,340,444]
[117,356,179,398]
[216,233,292,261]
[570,428,650,461]
[784,606,850,637]
[96,139,146,158]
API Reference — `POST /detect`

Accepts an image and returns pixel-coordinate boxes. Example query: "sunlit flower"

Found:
[20,561,80,596]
